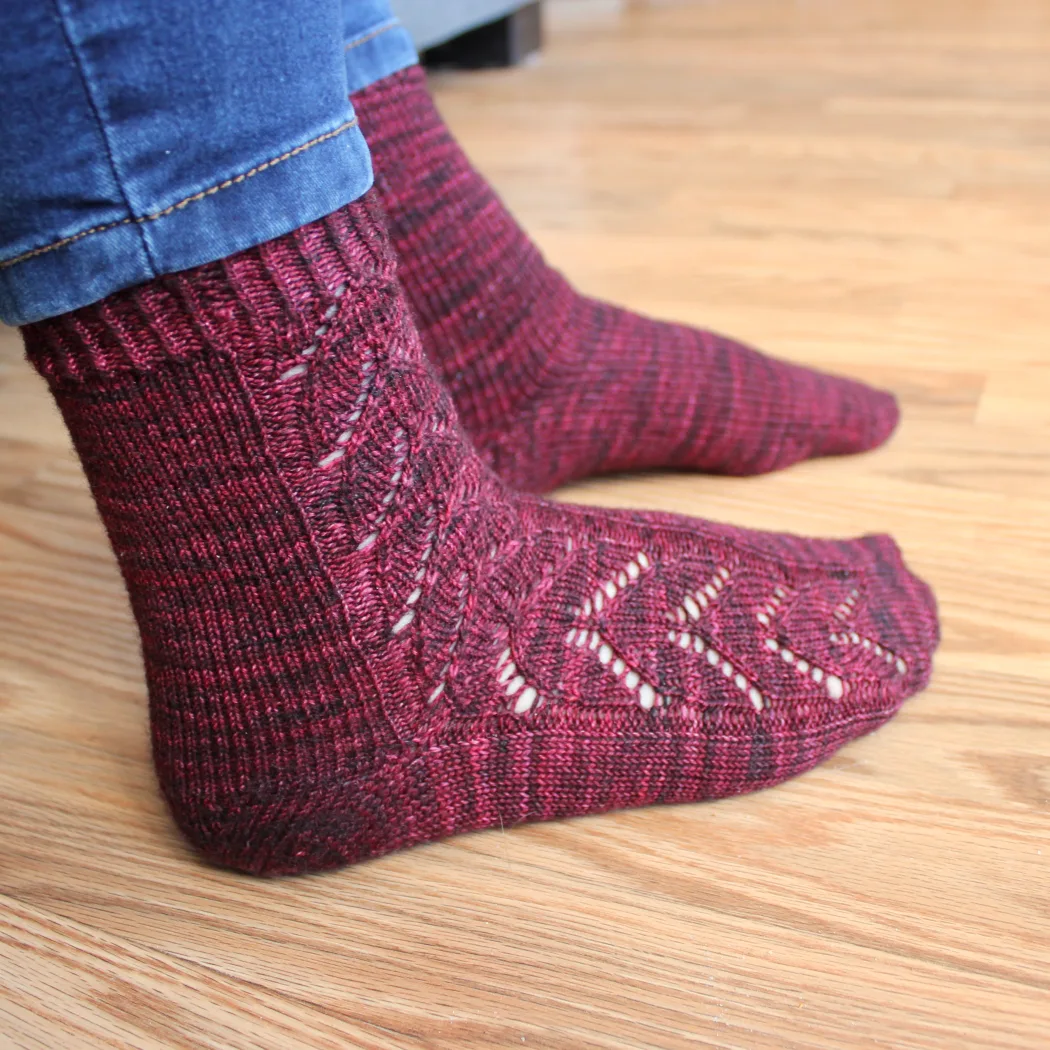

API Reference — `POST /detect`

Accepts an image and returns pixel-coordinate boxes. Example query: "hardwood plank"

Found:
[0,896,404,1050]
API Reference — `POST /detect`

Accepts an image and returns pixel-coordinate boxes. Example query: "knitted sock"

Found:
[353,67,900,493]
[24,195,938,876]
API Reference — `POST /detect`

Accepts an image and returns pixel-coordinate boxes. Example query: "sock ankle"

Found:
[353,66,900,492]
[23,194,938,875]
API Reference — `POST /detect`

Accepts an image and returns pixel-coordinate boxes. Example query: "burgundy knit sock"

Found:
[23,195,938,876]
[353,67,900,493]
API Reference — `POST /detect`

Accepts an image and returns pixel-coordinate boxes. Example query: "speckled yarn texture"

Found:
[354,66,901,493]
[23,195,939,875]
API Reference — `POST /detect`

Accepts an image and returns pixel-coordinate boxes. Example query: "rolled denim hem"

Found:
[0,118,374,326]
[343,19,419,96]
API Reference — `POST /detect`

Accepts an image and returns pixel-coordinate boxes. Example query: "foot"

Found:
[25,195,937,876]
[353,66,899,492]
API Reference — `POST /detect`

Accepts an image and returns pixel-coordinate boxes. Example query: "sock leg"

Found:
[24,194,937,875]
[353,67,899,492]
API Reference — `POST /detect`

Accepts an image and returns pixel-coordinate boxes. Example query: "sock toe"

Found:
[808,378,901,460]
[855,532,941,682]
[706,343,903,476]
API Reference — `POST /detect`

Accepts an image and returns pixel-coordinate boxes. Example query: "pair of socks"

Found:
[21,69,937,875]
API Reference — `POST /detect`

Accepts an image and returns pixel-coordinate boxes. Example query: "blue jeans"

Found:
[0,0,418,325]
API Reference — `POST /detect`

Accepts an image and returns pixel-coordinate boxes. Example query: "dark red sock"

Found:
[353,67,900,492]
[24,194,937,876]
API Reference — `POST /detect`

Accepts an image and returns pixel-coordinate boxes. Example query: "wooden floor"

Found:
[2,1,1049,1046]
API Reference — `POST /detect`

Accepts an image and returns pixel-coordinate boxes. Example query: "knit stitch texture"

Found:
[24,195,939,876]
[354,66,900,492]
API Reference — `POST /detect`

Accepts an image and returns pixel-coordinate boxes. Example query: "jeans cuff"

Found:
[344,19,419,96]
[0,118,374,325]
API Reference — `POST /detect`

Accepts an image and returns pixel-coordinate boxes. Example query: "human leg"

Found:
[7,1,937,876]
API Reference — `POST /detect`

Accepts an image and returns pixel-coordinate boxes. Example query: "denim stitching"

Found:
[0,117,360,270]
[343,19,401,51]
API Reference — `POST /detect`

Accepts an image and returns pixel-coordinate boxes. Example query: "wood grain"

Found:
[1,1,1048,1046]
